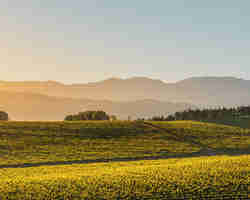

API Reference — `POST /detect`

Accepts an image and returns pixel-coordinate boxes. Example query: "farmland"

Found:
[204,117,250,129]
[0,120,250,166]
[0,155,249,199]
[0,120,249,199]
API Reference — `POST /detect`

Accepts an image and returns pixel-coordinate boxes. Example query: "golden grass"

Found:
[0,155,249,199]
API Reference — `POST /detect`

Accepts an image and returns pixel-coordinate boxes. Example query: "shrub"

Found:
[0,111,9,121]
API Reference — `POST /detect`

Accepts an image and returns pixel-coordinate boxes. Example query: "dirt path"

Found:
[0,150,249,169]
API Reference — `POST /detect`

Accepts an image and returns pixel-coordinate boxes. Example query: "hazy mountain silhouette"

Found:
[0,91,194,121]
[1,76,250,107]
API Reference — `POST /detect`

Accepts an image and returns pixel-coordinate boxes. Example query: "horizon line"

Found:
[0,75,247,85]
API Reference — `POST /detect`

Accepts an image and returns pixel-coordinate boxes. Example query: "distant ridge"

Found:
[0,90,194,121]
[1,76,250,107]
[177,76,245,84]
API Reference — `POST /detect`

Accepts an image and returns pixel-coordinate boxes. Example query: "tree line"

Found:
[64,111,116,121]
[149,106,250,121]
[3,105,250,122]
[0,110,116,121]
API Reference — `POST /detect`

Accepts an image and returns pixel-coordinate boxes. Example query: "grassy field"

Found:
[203,117,250,129]
[0,120,249,165]
[0,155,249,199]
[0,120,249,199]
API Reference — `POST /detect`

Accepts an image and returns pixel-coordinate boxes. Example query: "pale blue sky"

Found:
[1,1,250,83]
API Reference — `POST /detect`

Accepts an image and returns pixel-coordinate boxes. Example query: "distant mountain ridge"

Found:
[0,90,194,121]
[1,76,250,107]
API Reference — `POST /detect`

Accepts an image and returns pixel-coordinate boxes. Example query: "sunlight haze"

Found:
[1,1,250,83]
[0,2,250,199]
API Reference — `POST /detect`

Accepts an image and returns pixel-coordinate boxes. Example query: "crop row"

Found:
[0,155,249,200]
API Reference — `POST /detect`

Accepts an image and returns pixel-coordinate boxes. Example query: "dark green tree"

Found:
[0,111,9,121]
[65,111,110,121]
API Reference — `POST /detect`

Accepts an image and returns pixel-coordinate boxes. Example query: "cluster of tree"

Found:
[149,106,250,121]
[0,111,9,121]
[64,111,115,121]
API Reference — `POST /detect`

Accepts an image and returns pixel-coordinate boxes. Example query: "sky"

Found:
[1,1,250,84]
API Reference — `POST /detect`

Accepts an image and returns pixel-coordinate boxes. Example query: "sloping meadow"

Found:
[0,121,249,165]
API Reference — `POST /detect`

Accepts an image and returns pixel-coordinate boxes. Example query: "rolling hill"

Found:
[0,121,249,199]
[0,120,249,165]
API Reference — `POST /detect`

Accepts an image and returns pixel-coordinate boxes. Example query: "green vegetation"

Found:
[0,120,249,199]
[0,111,8,121]
[0,121,194,165]
[0,120,249,166]
[151,106,250,129]
[64,111,111,121]
[203,117,250,129]
[0,155,249,199]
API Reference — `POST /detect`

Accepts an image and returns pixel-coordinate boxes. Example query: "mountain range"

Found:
[0,76,249,120]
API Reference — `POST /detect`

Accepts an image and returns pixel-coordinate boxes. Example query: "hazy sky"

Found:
[1,1,250,83]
